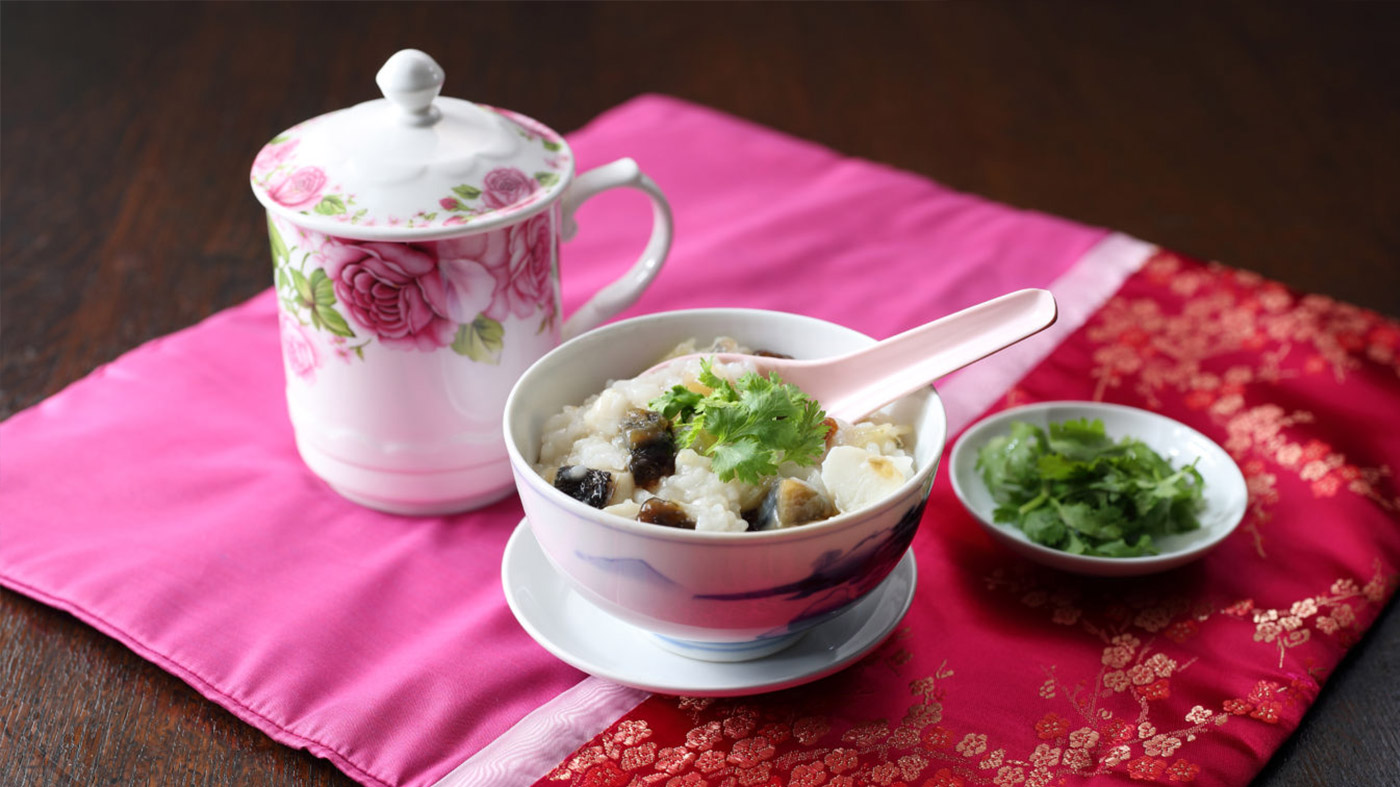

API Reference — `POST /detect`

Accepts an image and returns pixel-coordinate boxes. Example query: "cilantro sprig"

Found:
[650,359,828,484]
[976,418,1205,557]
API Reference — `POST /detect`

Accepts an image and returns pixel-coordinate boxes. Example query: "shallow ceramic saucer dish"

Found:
[949,401,1247,577]
[501,518,917,696]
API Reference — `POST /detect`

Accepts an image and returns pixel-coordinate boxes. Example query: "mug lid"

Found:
[249,49,574,241]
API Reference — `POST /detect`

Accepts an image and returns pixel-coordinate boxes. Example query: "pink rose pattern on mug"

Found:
[278,312,321,382]
[250,107,568,230]
[269,208,559,374]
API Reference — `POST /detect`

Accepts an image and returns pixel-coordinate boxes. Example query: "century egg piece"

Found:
[553,465,614,509]
[751,477,836,531]
[622,408,676,490]
[637,497,696,529]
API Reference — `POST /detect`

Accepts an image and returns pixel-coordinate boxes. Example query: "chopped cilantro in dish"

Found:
[975,418,1205,557]
[651,358,829,485]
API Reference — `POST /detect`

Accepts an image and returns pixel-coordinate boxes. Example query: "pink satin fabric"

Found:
[0,95,1107,786]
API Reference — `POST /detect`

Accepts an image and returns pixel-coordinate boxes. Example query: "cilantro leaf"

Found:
[652,385,703,423]
[975,417,1206,557]
[648,358,828,484]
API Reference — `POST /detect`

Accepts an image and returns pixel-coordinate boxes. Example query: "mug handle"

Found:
[558,157,673,341]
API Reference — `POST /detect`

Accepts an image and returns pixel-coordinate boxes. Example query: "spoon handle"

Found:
[820,288,1058,421]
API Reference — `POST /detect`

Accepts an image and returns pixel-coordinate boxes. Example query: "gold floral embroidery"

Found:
[546,560,1394,786]
[544,254,1400,787]
[547,641,1219,786]
[1222,559,1393,666]
[1079,251,1400,555]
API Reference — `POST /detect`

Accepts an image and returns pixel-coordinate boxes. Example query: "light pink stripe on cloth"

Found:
[430,679,649,787]
[0,95,1113,787]
[428,232,1156,787]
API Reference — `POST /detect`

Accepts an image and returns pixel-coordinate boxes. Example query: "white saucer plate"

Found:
[950,401,1248,577]
[501,518,918,697]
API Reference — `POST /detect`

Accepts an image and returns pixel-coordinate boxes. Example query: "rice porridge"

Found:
[536,338,915,532]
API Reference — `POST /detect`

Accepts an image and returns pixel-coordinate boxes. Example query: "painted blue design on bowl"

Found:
[570,552,677,586]
[653,634,782,652]
[697,497,927,605]
[567,474,933,643]
[651,630,805,662]
[695,496,929,639]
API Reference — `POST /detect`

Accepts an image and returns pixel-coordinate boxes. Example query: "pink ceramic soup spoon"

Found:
[658,288,1058,422]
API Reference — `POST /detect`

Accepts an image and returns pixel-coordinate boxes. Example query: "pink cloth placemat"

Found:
[0,95,1107,787]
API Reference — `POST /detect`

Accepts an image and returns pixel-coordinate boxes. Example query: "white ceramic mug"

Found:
[252,50,673,514]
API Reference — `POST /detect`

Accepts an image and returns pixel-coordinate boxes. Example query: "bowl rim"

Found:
[503,307,947,544]
[949,399,1247,570]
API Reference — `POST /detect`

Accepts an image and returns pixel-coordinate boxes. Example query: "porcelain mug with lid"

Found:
[250,49,673,515]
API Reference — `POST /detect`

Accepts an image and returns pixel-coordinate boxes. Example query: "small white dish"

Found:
[949,401,1247,577]
[502,518,918,696]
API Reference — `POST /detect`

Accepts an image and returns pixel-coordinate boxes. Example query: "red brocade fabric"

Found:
[531,251,1400,787]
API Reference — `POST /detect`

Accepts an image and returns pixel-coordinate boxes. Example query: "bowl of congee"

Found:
[503,308,945,661]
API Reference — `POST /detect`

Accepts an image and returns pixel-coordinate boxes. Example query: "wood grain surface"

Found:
[2,2,1396,785]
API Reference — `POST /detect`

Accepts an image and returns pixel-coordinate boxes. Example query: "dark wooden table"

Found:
[3,2,1397,785]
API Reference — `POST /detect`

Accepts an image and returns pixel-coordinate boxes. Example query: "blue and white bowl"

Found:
[503,309,946,661]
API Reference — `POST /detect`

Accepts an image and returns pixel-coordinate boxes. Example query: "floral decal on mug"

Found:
[253,134,363,223]
[268,213,558,373]
[437,166,561,226]
[320,241,458,351]
[250,108,569,230]
[267,166,327,209]
[278,312,322,382]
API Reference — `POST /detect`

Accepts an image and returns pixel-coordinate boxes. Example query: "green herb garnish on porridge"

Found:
[975,418,1205,557]
[652,358,829,485]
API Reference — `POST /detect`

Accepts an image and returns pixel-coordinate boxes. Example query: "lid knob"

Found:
[376,49,445,126]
